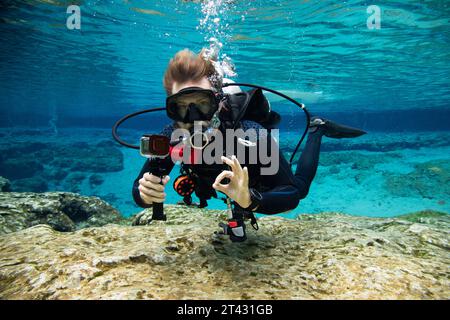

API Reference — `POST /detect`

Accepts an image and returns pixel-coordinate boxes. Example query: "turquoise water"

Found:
[0,1,449,217]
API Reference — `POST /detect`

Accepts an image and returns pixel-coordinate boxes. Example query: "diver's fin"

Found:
[310,116,367,139]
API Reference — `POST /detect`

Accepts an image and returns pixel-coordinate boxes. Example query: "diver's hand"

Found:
[212,155,252,209]
[138,173,170,205]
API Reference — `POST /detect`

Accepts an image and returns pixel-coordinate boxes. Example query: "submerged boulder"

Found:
[12,176,49,193]
[0,141,123,194]
[0,176,10,192]
[0,158,44,180]
[0,192,125,234]
[385,159,450,200]
[0,205,448,300]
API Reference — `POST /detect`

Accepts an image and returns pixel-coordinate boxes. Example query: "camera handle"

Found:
[151,159,167,221]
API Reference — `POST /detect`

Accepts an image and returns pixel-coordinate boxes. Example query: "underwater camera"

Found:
[140,134,170,158]
[139,134,171,221]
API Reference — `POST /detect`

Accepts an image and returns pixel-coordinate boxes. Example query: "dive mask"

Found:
[166,87,220,123]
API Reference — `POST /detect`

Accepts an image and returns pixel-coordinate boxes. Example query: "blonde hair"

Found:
[163,48,221,95]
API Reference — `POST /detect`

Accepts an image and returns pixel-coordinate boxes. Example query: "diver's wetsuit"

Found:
[132,120,323,215]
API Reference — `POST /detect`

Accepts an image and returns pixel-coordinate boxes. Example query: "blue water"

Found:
[0,1,449,217]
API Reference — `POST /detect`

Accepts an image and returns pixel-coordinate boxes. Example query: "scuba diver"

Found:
[130,48,367,242]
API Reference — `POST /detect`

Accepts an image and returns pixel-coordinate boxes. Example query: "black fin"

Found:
[311,116,367,139]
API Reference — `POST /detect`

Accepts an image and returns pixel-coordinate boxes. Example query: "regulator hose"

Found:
[112,107,165,150]
[222,83,311,167]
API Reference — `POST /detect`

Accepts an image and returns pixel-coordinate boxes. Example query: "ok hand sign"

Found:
[212,155,251,209]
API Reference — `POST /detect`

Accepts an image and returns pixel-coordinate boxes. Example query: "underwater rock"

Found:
[63,141,123,172]
[385,159,450,200]
[396,210,449,226]
[0,192,125,235]
[89,174,104,188]
[329,166,340,175]
[44,168,69,181]
[318,152,385,168]
[0,177,11,192]
[12,177,49,193]
[99,193,119,205]
[0,158,44,180]
[62,172,86,193]
[0,141,123,193]
[0,205,448,299]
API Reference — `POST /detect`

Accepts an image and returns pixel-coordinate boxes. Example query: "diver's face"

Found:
[171,77,213,130]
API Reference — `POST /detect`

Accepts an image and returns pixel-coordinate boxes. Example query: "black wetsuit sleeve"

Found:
[245,124,301,215]
[132,125,176,208]
[255,148,301,215]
